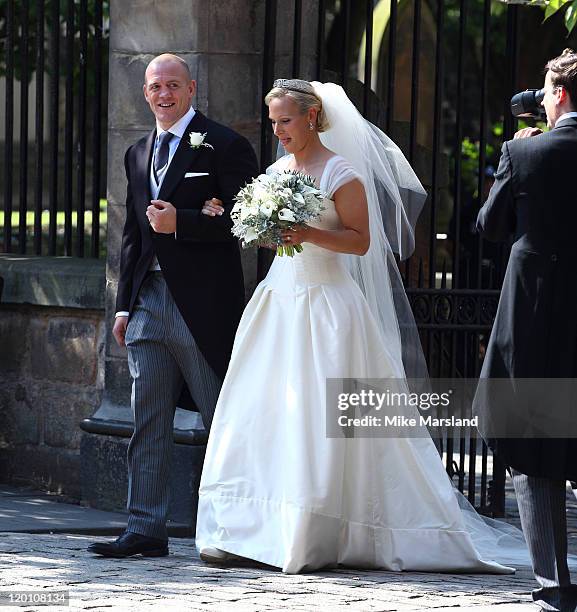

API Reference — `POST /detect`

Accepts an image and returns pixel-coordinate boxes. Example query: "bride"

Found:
[195,79,524,574]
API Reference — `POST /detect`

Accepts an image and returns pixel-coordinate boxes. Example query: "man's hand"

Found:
[147,200,177,233]
[513,127,543,139]
[202,198,224,217]
[113,316,128,348]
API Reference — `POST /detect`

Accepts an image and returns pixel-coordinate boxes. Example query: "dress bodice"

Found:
[266,154,358,231]
[264,155,360,289]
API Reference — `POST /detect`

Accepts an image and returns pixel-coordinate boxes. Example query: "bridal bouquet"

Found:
[231,171,325,257]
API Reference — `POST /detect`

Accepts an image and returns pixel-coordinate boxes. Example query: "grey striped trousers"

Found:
[124,272,221,540]
[512,470,577,611]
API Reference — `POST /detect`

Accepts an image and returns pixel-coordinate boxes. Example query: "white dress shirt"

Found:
[115,106,196,319]
[556,111,577,126]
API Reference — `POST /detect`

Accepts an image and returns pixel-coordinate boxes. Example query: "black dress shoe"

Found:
[88,531,168,558]
[533,585,577,612]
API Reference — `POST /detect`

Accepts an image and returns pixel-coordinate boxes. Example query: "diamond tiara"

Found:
[272,79,313,94]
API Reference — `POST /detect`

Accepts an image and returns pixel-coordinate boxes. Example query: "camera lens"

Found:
[534,88,545,105]
[511,88,545,119]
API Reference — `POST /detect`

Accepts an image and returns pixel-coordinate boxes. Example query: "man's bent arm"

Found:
[175,136,259,242]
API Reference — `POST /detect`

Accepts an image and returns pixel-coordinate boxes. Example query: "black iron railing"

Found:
[1,0,108,258]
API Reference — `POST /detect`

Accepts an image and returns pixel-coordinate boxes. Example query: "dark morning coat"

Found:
[475,115,577,480]
[116,111,259,383]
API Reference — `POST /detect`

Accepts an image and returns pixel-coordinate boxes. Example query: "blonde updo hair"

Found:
[265,79,330,132]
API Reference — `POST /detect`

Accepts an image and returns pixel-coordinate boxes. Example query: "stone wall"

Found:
[0,256,105,499]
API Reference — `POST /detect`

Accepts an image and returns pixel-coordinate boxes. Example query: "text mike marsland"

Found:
[337,414,479,428]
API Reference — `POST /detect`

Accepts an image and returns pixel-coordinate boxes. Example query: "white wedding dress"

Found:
[195,154,526,574]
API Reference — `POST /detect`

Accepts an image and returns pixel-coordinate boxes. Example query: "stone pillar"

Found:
[273,1,320,82]
[81,1,266,527]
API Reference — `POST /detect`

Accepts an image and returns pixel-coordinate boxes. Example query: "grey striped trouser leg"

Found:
[512,470,575,610]
[124,272,222,540]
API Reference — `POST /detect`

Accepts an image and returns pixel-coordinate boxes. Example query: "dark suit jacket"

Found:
[475,116,577,480]
[116,111,259,382]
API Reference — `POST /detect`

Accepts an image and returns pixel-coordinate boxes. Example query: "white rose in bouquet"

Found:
[244,227,259,244]
[259,201,276,218]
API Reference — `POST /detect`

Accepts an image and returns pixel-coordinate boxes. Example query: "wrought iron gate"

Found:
[258,0,532,517]
[1,0,109,258]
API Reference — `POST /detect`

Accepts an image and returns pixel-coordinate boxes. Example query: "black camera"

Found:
[510,88,546,120]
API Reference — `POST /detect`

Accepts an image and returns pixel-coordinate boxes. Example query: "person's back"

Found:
[479,118,577,381]
[507,120,577,254]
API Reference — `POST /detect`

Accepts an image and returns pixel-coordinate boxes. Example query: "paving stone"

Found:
[2,481,574,612]
[0,531,545,611]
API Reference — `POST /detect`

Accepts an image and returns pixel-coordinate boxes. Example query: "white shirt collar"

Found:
[156,106,196,139]
[556,111,577,125]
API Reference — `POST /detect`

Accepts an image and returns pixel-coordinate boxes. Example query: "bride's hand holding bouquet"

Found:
[231,170,325,257]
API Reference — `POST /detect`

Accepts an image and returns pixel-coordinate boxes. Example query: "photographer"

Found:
[476,49,577,612]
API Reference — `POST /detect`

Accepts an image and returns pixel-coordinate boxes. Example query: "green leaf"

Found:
[551,0,567,10]
[544,5,560,20]
[565,1,577,33]
[543,0,569,19]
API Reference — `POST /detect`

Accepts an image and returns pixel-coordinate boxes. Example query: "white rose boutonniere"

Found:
[189,132,214,150]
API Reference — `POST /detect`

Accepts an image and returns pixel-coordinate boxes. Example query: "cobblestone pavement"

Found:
[3,480,577,610]
[0,532,544,611]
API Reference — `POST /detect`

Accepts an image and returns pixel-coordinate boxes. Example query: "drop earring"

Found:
[309,121,314,131]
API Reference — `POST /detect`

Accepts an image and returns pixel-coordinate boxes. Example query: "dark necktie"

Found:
[154,131,174,184]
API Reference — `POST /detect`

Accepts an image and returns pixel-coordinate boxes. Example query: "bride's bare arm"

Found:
[280,179,370,255]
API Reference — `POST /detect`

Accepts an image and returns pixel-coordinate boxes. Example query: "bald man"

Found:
[89,54,258,558]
